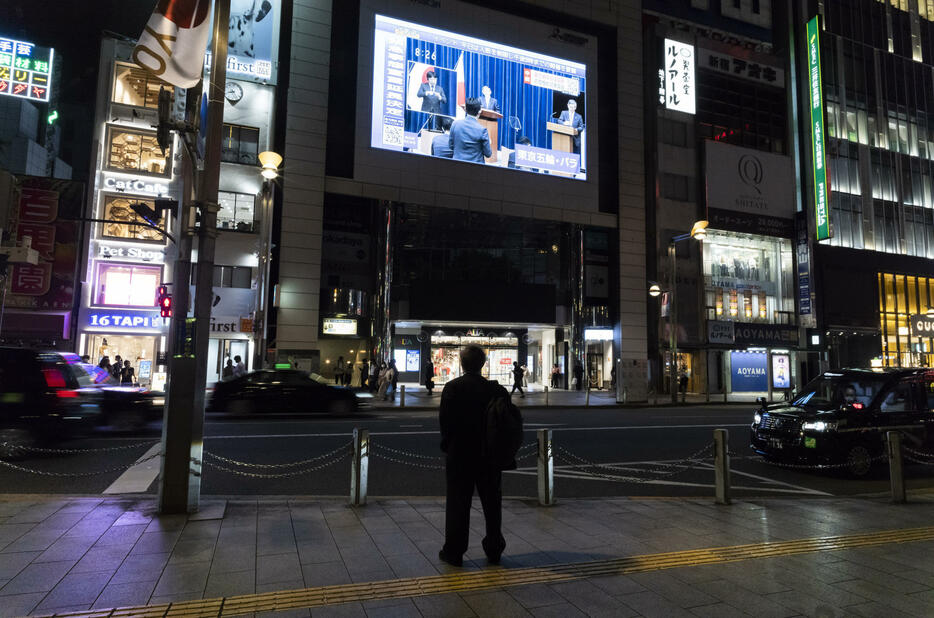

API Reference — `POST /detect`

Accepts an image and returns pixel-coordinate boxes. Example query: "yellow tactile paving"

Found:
[38,525,934,617]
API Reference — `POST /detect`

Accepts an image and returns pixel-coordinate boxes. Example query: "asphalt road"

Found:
[3,404,934,499]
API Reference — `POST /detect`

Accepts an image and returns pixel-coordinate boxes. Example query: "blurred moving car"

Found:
[0,348,100,458]
[73,363,160,431]
[750,368,934,476]
[207,369,359,414]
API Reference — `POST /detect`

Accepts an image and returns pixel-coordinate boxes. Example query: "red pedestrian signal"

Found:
[157,285,172,318]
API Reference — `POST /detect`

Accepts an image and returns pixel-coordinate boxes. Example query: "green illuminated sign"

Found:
[806,16,831,241]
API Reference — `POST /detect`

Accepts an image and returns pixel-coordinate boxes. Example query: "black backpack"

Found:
[481,382,524,470]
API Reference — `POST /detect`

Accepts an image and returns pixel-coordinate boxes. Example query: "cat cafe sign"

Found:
[102,173,170,197]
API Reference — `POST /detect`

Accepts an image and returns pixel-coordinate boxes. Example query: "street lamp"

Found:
[650,220,707,404]
[254,151,282,370]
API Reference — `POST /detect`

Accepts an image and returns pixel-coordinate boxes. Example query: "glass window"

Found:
[661,173,690,201]
[221,124,260,165]
[192,265,252,289]
[100,196,166,243]
[217,191,255,232]
[106,126,170,176]
[880,381,919,412]
[112,62,171,109]
[95,263,162,307]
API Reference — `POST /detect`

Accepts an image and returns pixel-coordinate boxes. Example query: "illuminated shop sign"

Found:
[205,52,272,81]
[87,311,163,330]
[322,317,357,336]
[584,328,614,341]
[102,174,170,197]
[0,36,53,102]
[806,16,831,241]
[910,313,934,336]
[663,39,695,115]
[96,242,164,262]
[730,350,768,392]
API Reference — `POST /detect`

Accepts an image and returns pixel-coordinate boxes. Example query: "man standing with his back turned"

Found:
[450,97,492,163]
[438,345,509,567]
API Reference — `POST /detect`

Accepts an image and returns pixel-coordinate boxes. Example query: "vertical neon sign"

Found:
[807,16,831,240]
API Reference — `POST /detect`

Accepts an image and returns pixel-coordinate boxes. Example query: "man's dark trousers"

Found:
[443,459,505,559]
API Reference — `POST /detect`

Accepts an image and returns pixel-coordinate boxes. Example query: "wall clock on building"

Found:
[225,82,243,103]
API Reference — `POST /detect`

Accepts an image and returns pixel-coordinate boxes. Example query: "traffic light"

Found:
[157,285,173,318]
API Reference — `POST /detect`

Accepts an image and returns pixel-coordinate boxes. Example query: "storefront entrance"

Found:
[86,334,157,387]
[430,333,519,385]
[208,338,251,384]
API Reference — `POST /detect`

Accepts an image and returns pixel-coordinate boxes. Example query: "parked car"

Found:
[0,348,100,458]
[750,368,934,476]
[207,369,359,414]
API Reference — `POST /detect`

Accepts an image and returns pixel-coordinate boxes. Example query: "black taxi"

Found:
[750,368,934,476]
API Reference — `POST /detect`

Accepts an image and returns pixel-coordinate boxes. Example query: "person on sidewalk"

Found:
[573,362,584,391]
[551,363,561,389]
[377,362,390,400]
[336,356,345,385]
[438,345,510,567]
[369,360,379,391]
[120,360,136,386]
[388,359,399,400]
[424,359,435,396]
[359,360,368,388]
[510,361,525,398]
[233,355,246,378]
[222,359,234,380]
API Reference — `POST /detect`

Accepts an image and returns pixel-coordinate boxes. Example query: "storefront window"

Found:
[431,334,519,385]
[217,191,255,232]
[100,195,166,243]
[878,272,934,367]
[112,62,170,109]
[106,126,170,176]
[221,124,260,165]
[703,230,794,324]
[95,262,162,307]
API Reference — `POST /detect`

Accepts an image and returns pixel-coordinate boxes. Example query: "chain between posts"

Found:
[367,440,539,471]
[0,440,159,455]
[200,441,353,469]
[201,449,351,479]
[754,453,889,471]
[554,442,715,484]
[903,444,934,465]
[0,451,163,477]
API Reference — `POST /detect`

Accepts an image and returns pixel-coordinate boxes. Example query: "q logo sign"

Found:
[738,154,764,195]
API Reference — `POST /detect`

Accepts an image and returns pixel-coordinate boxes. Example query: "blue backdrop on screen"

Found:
[730,351,768,392]
[403,39,586,151]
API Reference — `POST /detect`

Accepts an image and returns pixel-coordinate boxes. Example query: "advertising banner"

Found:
[6,178,83,311]
[705,141,794,220]
[731,350,768,392]
[663,39,695,114]
[806,16,831,240]
[795,211,813,316]
[772,353,791,389]
[205,0,281,85]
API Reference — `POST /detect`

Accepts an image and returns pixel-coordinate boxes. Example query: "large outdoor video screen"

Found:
[371,15,588,180]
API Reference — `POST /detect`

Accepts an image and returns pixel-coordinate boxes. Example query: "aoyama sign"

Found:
[730,350,768,392]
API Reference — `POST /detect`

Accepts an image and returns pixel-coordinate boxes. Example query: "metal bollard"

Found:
[585,387,590,406]
[713,429,731,505]
[350,428,368,506]
[400,385,405,408]
[544,386,549,406]
[887,431,906,503]
[538,429,554,506]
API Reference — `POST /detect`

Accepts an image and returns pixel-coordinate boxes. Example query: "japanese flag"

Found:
[454,53,466,119]
[406,62,435,111]
[133,0,212,88]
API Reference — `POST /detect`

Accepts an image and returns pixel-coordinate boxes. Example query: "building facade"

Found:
[75,23,280,387]
[270,0,647,395]
[804,0,934,368]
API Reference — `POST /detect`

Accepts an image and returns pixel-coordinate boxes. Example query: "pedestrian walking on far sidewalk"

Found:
[438,345,523,567]
[369,360,379,391]
[573,362,584,391]
[424,359,435,396]
[359,360,369,388]
[510,361,525,398]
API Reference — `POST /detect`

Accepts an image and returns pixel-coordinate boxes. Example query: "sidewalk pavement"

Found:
[366,387,750,410]
[0,492,933,616]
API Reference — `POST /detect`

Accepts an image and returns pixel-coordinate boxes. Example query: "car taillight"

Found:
[56,390,79,398]
[851,402,864,410]
[42,368,67,389]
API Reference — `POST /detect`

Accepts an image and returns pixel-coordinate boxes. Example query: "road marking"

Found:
[54,526,934,617]
[103,443,162,495]
[399,424,423,428]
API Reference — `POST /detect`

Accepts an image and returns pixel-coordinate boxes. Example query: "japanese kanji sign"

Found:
[806,16,831,241]
[0,37,53,102]
[663,39,695,115]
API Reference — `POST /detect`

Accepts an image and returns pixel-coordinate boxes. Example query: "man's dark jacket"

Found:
[440,373,511,466]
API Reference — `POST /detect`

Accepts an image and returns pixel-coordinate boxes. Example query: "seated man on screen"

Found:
[432,117,454,158]
[508,136,535,170]
[417,71,447,131]
[558,99,585,154]
[480,85,501,114]
[450,97,492,163]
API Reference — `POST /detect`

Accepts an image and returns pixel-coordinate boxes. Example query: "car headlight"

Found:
[753,412,761,424]
[802,420,837,432]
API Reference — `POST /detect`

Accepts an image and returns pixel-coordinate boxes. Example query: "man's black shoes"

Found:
[438,549,463,567]
[486,552,502,565]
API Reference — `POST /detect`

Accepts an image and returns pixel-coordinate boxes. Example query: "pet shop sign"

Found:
[205,0,280,84]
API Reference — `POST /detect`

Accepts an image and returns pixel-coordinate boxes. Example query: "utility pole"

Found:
[158,0,230,514]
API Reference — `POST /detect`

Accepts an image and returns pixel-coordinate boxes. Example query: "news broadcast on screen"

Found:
[371,14,588,180]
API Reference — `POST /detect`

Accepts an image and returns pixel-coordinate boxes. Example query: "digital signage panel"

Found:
[371,15,588,180]
[0,37,53,102]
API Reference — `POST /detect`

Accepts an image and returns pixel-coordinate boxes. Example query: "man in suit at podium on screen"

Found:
[480,85,500,113]
[450,98,492,163]
[558,99,584,154]
[417,71,447,131]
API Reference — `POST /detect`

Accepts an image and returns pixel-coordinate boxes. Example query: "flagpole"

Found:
[158,0,230,514]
